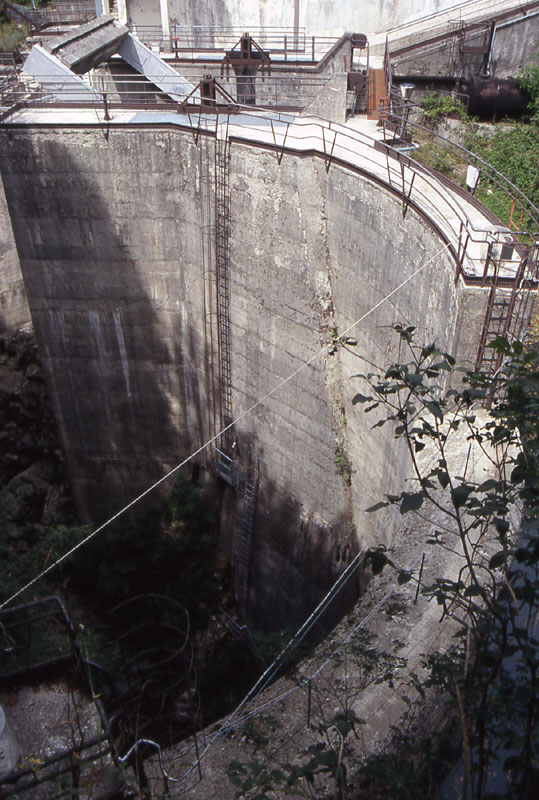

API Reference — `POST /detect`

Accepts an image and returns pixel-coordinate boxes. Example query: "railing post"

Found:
[102,92,111,122]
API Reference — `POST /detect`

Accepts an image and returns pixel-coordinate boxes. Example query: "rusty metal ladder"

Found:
[214,118,233,454]
[234,459,259,619]
[476,247,537,374]
[476,286,513,373]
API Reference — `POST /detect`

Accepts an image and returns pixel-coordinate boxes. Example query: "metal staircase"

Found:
[457,21,493,80]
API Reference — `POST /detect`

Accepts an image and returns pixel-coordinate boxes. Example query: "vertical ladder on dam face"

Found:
[199,131,220,451]
[234,460,259,620]
[214,118,233,455]
[476,247,537,374]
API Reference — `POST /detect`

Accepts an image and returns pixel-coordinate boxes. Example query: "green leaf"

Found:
[425,401,443,420]
[352,392,372,404]
[408,372,423,387]
[434,468,450,489]
[489,550,506,569]
[366,546,389,575]
[400,492,424,514]
[494,517,510,536]
[451,484,472,509]
[464,584,482,596]
[398,570,412,585]
[365,501,390,512]
[477,479,499,492]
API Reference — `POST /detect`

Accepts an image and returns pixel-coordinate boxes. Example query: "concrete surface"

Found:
[23,45,99,103]
[0,106,521,630]
[0,172,30,333]
[45,15,128,74]
[300,72,349,122]
[0,681,116,799]
[125,1,519,38]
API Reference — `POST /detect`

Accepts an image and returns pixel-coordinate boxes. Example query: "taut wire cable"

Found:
[0,242,450,611]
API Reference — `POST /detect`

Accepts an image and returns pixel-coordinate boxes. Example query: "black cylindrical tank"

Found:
[466,77,528,120]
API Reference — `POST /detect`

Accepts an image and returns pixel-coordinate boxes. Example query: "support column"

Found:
[117,0,127,25]
[160,0,170,39]
[94,0,109,15]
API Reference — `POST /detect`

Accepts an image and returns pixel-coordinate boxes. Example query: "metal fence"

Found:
[0,94,536,369]
[2,72,332,111]
[128,24,340,63]
[5,1,95,31]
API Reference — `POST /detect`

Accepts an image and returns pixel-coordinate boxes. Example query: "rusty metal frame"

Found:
[269,118,290,165]
[398,158,415,218]
[455,222,470,281]
[178,78,239,114]
[321,125,337,173]
[221,33,272,80]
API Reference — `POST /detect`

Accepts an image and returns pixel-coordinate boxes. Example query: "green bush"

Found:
[464,123,539,228]
[419,92,468,124]
[0,21,27,53]
[517,62,539,121]
[68,476,220,630]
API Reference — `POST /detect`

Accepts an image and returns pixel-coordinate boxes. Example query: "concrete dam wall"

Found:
[0,117,493,628]
[126,0,482,37]
[0,173,30,332]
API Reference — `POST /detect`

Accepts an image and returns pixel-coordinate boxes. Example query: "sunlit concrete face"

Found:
[126,0,471,36]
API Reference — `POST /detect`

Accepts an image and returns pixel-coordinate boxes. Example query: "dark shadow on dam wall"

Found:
[0,130,208,523]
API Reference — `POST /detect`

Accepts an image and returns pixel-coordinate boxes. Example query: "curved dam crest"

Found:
[0,109,513,627]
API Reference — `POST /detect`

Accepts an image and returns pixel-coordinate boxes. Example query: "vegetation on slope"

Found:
[414,65,539,231]
[227,329,539,799]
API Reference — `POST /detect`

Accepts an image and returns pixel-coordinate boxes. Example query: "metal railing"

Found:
[4,1,95,32]
[0,596,116,799]
[0,731,112,799]
[3,88,538,251]
[128,24,340,63]
[131,25,306,53]
[3,88,538,253]
[0,595,76,681]
[379,104,539,239]
[1,93,537,373]
[5,73,332,111]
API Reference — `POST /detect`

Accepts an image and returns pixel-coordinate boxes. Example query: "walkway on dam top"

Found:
[6,104,524,281]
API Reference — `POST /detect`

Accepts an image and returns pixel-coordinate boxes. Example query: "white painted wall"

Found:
[127,0,469,36]
[128,0,161,28]
[23,45,99,102]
